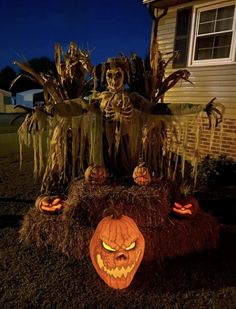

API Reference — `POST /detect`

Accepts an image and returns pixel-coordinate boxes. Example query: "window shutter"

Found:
[173,7,192,68]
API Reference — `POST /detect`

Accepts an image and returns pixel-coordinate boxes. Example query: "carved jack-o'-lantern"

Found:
[173,196,200,218]
[89,214,145,289]
[35,195,64,214]
[84,165,107,184]
[132,163,151,186]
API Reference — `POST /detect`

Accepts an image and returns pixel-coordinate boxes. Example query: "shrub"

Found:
[197,155,236,187]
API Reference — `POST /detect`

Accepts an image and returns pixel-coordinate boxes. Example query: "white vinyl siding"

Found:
[157,0,236,118]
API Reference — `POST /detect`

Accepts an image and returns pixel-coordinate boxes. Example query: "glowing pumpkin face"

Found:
[89,215,145,289]
[173,197,200,217]
[132,164,151,186]
[84,165,107,184]
[35,195,64,214]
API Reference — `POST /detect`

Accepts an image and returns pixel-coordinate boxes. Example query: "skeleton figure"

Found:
[52,56,224,175]
[103,67,133,122]
[34,57,224,213]
[53,58,139,175]
[37,58,136,212]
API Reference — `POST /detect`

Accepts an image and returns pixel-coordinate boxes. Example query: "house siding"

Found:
[156,0,236,160]
[0,90,13,113]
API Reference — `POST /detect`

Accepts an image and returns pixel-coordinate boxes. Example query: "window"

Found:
[189,1,236,66]
[3,95,12,105]
[173,8,192,68]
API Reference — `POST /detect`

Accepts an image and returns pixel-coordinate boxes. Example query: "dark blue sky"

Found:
[0,0,152,71]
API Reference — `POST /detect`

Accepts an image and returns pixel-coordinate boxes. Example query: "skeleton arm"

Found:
[53,96,100,117]
[131,92,224,127]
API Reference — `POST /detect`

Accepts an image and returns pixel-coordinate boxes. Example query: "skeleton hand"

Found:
[204,97,225,128]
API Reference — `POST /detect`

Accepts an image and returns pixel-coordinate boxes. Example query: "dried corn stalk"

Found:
[14,40,225,193]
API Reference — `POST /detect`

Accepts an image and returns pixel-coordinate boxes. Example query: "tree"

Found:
[26,57,56,75]
[10,57,56,95]
[0,66,16,92]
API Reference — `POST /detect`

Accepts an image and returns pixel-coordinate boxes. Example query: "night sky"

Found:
[0,0,152,71]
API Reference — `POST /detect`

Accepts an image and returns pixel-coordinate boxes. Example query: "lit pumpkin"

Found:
[132,163,151,186]
[89,214,145,289]
[84,165,107,184]
[35,195,64,214]
[172,196,200,218]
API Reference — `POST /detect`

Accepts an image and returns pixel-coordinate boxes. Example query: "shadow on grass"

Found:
[0,214,23,229]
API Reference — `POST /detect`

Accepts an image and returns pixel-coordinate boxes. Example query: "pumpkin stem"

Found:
[103,207,122,219]
[179,181,192,197]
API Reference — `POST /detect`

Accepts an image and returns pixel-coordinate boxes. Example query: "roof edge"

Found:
[143,0,190,9]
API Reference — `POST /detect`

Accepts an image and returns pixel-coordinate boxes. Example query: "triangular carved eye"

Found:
[125,242,136,251]
[174,202,182,209]
[102,241,116,252]
[183,203,192,209]
[51,198,62,206]
[174,202,192,209]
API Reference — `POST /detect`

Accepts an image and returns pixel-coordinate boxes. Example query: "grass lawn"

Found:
[0,133,235,308]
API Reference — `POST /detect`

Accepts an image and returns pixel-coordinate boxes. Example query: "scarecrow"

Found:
[16,9,224,289]
[28,52,222,212]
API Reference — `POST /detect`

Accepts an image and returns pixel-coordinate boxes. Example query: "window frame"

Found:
[173,7,192,68]
[188,0,236,67]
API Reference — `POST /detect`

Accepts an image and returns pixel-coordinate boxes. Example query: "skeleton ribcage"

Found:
[104,97,133,123]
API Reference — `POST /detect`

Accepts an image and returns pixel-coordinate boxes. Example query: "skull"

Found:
[106,67,125,92]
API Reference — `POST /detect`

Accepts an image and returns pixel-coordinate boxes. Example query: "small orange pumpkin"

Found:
[132,163,151,186]
[89,214,145,289]
[173,196,200,218]
[35,195,64,214]
[84,165,107,184]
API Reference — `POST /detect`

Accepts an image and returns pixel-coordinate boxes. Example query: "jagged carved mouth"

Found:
[173,207,192,215]
[96,250,141,279]
[134,176,149,181]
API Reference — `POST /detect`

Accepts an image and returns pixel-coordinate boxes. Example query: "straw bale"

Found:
[63,178,172,228]
[141,212,219,262]
[20,180,220,263]
[20,208,94,259]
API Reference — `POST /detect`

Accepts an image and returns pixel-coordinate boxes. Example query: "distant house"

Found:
[143,0,236,160]
[0,89,14,113]
[15,89,43,108]
[0,89,27,131]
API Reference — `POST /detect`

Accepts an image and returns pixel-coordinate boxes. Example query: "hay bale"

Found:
[141,212,219,262]
[20,179,220,263]
[63,178,172,228]
[20,208,94,259]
